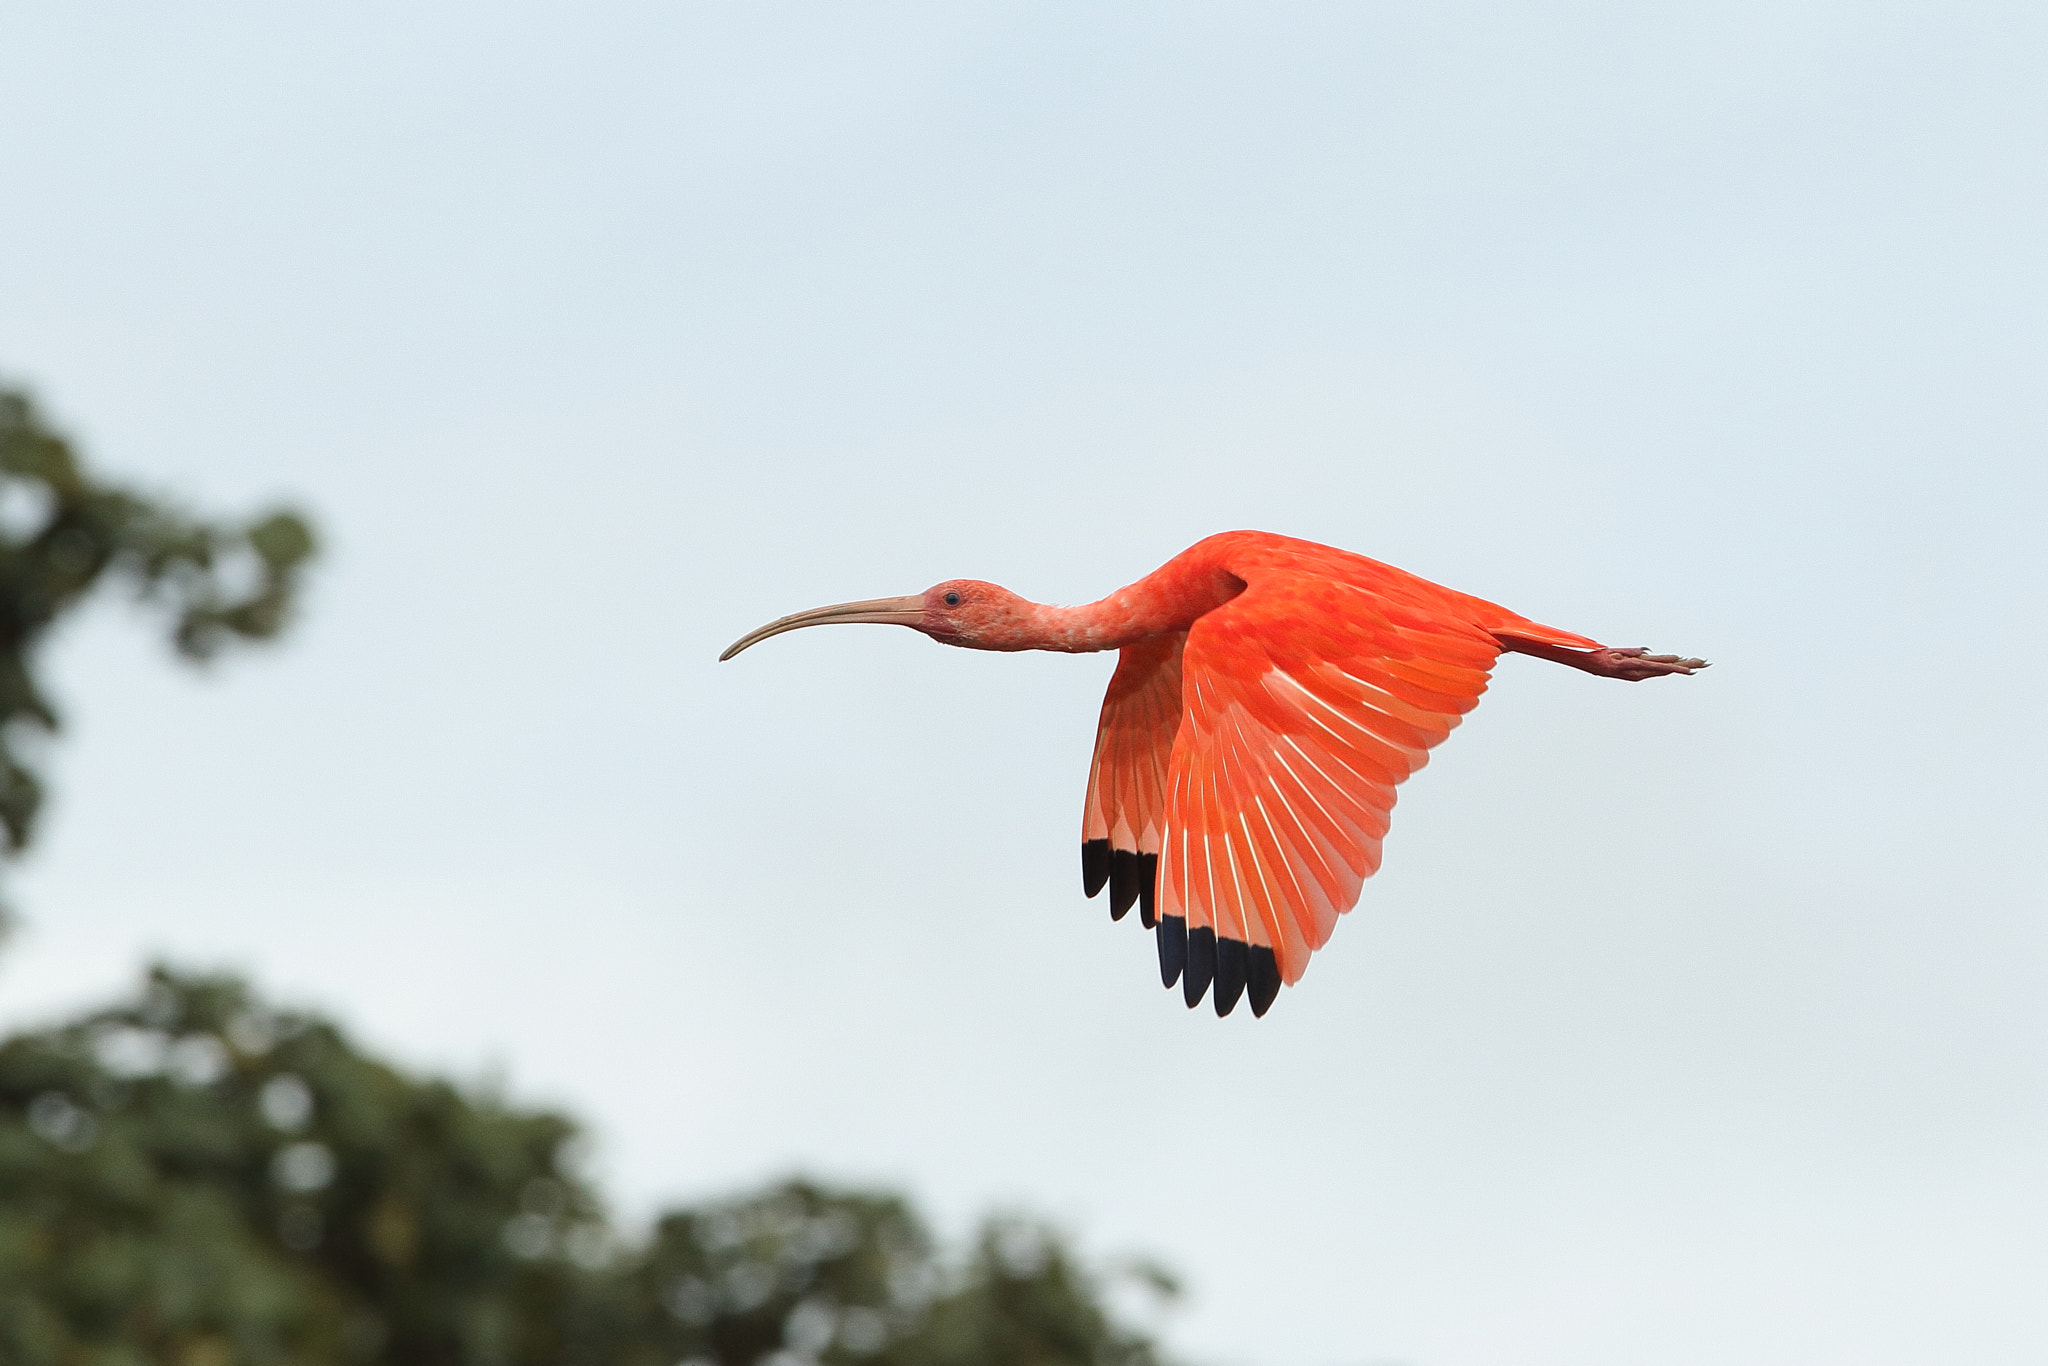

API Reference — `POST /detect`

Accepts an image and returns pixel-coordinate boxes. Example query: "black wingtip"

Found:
[1082,840,1110,898]
[1213,938,1248,1017]
[1247,945,1280,1018]
[1182,925,1216,1009]
[1108,849,1144,922]
[1136,852,1158,928]
[1157,915,1186,989]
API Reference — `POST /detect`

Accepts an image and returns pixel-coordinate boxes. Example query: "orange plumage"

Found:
[722,531,1704,1019]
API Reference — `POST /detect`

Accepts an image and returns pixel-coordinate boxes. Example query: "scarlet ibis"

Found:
[721,531,1704,1018]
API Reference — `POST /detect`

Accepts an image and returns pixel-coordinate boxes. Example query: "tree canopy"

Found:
[0,380,1184,1366]
[0,386,315,865]
[0,967,1179,1366]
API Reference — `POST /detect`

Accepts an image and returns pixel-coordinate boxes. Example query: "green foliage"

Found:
[0,385,1180,1364]
[0,968,1179,1366]
[0,386,315,860]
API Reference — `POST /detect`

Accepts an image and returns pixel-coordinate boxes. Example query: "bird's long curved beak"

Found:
[719,595,928,661]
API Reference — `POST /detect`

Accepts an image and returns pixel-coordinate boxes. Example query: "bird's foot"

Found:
[1583,647,1709,681]
[1494,633,1710,680]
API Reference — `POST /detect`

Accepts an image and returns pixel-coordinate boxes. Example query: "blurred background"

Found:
[2,3,2045,1363]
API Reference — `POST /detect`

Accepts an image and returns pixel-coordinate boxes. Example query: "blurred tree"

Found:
[0,384,315,872]
[0,384,1181,1365]
[0,968,1181,1366]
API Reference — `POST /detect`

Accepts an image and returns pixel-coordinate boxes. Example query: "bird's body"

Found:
[722,531,1704,1018]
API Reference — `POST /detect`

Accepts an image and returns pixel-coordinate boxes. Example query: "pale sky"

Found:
[2,5,2044,1364]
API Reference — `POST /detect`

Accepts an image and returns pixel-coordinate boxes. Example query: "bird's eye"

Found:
[944,591,961,606]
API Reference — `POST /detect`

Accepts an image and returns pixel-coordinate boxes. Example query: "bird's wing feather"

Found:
[1081,631,1185,926]
[1154,564,1501,1017]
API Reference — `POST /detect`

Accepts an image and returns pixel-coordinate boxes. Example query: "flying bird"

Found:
[721,531,1704,1019]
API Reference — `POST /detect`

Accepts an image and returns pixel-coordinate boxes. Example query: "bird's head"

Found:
[719,579,1041,660]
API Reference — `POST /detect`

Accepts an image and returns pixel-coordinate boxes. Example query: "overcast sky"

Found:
[2,5,2045,1364]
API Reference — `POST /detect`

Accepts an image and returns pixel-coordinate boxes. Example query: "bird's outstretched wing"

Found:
[1157,573,1491,1016]
[1081,535,1603,1018]
[1149,545,1599,1018]
[1081,631,1185,926]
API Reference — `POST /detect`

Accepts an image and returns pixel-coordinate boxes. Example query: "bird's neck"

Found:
[1002,563,1247,653]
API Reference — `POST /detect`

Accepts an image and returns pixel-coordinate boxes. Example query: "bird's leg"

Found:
[1494,634,1709,681]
